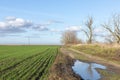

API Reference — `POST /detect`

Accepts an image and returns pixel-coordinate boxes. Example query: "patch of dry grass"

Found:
[72,44,120,64]
[97,69,120,80]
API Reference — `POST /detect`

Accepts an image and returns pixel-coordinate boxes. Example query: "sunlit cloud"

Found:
[0,16,64,37]
[0,16,33,33]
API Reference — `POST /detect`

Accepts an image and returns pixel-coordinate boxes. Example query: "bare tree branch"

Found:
[102,14,120,44]
[81,29,89,38]
[82,16,94,44]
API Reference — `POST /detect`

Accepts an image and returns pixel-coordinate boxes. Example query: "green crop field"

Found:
[0,45,59,80]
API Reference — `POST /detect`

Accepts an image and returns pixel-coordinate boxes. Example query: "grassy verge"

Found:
[97,69,120,80]
[71,44,120,64]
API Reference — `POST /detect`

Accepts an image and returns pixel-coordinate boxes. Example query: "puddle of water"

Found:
[72,60,106,80]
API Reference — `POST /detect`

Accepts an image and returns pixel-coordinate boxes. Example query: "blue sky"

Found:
[0,0,120,44]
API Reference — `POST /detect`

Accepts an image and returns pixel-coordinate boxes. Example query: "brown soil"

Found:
[48,50,82,80]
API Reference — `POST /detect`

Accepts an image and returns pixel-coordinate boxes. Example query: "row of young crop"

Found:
[35,48,58,80]
[0,46,59,80]
[0,48,50,79]
[0,47,47,73]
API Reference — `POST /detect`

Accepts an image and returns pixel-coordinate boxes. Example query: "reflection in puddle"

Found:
[72,60,106,80]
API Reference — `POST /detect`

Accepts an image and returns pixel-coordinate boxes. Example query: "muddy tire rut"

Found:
[48,50,82,80]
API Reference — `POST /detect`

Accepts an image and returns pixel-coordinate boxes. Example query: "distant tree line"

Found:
[61,14,120,45]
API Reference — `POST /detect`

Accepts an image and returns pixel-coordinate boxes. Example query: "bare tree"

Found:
[102,14,120,44]
[104,35,115,44]
[82,16,94,44]
[61,30,79,45]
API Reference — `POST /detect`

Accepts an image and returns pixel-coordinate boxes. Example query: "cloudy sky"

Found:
[0,0,120,44]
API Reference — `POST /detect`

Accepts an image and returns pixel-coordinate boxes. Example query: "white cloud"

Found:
[65,26,81,32]
[0,16,49,34]
[0,17,33,34]
[0,16,63,36]
[0,16,33,29]
[33,24,48,31]
[32,20,63,31]
[0,22,8,28]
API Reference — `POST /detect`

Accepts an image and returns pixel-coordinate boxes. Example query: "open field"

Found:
[0,45,59,80]
[1,44,120,80]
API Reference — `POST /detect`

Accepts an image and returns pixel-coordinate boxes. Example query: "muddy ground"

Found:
[49,48,120,80]
[48,49,82,80]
